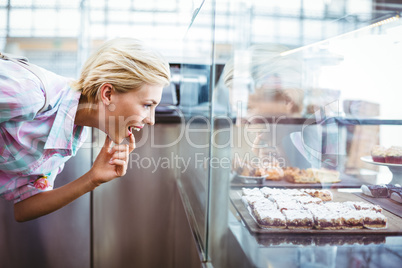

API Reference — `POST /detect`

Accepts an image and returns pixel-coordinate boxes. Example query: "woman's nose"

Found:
[144,109,155,126]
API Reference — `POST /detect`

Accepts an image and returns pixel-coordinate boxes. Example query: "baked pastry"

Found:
[241,195,266,209]
[293,195,323,205]
[241,187,388,230]
[234,160,263,177]
[311,209,343,230]
[323,202,354,213]
[390,191,402,203]
[234,157,283,178]
[361,184,402,198]
[302,202,325,211]
[361,184,389,198]
[343,201,382,213]
[253,198,277,210]
[242,187,264,197]
[386,184,402,195]
[260,187,283,197]
[301,189,333,201]
[340,210,364,229]
[371,145,387,163]
[307,168,341,183]
[279,189,308,197]
[252,207,287,229]
[360,184,402,197]
[385,146,402,164]
[283,167,316,183]
[267,194,301,210]
[362,211,387,229]
[274,199,304,212]
[265,167,284,181]
[282,209,314,229]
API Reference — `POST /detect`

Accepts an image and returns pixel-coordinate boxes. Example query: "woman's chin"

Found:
[109,135,123,144]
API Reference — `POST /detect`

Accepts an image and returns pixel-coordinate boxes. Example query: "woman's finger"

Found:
[108,144,128,153]
[128,133,136,153]
[104,135,113,152]
[108,158,127,166]
[111,149,129,160]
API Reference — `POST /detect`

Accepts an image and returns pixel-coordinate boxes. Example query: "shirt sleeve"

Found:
[0,169,57,204]
[0,60,46,124]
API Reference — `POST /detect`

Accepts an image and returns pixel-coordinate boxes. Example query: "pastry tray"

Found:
[246,233,388,247]
[231,173,363,188]
[230,189,402,235]
[354,193,402,218]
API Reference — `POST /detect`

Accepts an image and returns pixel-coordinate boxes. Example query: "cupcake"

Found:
[371,145,387,163]
[385,146,402,164]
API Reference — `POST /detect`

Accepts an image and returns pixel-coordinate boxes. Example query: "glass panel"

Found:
[89,10,105,23]
[32,9,57,31]
[32,0,57,8]
[108,10,131,22]
[303,0,325,18]
[10,0,33,7]
[58,10,80,35]
[108,0,132,10]
[131,12,155,24]
[206,1,402,268]
[178,0,213,262]
[0,9,6,30]
[9,9,33,35]
[88,24,105,38]
[58,0,81,9]
[348,0,372,14]
[133,1,155,10]
[88,0,106,9]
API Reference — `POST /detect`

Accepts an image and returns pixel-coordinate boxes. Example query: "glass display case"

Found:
[178,1,402,267]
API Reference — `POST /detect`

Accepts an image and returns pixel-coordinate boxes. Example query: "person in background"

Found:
[0,38,171,222]
[219,44,304,167]
[220,43,304,119]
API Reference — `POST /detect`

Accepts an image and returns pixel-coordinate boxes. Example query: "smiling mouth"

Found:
[129,126,142,133]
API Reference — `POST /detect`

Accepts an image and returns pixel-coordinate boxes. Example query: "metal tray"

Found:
[230,189,402,235]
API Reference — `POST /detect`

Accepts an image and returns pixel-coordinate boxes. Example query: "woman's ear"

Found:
[100,83,113,105]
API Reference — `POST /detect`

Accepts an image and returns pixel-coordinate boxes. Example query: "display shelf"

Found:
[361,156,402,184]
[230,189,402,236]
[230,172,364,189]
[180,1,402,267]
[241,116,402,126]
[354,193,402,219]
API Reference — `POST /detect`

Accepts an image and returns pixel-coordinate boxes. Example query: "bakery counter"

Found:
[228,190,402,268]
[229,210,402,268]
[223,186,402,267]
[239,115,402,126]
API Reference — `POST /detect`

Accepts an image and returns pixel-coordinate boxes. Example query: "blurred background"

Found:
[1,1,402,268]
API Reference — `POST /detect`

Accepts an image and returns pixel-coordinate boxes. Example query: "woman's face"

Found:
[105,84,163,144]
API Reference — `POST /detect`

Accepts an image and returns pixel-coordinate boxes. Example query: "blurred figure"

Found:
[220,43,304,118]
[218,44,304,165]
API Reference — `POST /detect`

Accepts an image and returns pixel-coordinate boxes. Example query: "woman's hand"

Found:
[89,133,136,187]
[252,133,264,157]
[251,132,279,163]
[14,133,136,222]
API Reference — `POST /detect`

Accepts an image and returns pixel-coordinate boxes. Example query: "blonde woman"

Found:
[0,38,171,222]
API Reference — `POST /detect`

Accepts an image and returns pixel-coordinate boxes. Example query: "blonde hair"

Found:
[72,38,171,103]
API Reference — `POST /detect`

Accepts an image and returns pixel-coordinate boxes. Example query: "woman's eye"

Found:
[144,104,152,109]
